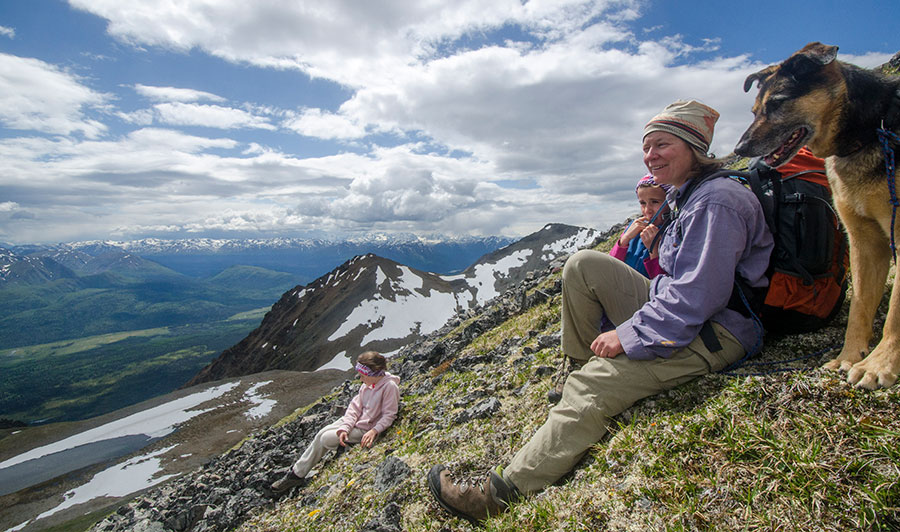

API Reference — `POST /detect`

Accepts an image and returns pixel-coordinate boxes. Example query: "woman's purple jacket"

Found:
[617,174,774,360]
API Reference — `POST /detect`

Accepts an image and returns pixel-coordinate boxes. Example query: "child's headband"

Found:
[636,174,673,193]
[355,361,385,377]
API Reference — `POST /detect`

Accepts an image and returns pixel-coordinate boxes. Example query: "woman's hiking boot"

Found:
[427,464,518,523]
[547,355,585,404]
[271,470,307,493]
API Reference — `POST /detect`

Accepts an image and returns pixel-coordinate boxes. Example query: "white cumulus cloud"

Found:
[151,102,276,130]
[134,84,226,103]
[0,53,109,137]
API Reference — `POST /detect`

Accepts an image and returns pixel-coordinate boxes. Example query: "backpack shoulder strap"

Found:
[672,169,763,354]
[675,169,748,211]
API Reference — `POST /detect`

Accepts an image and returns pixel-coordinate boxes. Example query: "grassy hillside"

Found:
[234,234,899,532]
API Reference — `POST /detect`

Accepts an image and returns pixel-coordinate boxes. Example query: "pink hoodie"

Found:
[338,372,401,435]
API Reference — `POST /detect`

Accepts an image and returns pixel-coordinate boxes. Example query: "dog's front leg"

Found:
[824,199,890,372]
[848,262,900,388]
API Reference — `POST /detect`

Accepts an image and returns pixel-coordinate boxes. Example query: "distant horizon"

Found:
[2,226,537,248]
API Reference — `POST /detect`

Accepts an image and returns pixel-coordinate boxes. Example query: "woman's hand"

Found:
[337,430,349,447]
[590,330,624,358]
[639,223,660,258]
[360,429,378,448]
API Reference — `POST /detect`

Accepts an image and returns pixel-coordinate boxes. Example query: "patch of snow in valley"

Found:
[0,382,238,470]
[9,445,179,531]
[318,350,353,371]
[243,381,276,420]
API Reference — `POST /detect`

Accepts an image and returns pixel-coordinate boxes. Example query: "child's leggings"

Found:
[291,420,366,478]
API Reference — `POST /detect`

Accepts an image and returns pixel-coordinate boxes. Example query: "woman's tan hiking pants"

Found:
[504,250,745,494]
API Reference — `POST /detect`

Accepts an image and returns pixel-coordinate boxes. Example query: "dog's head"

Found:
[734,42,846,166]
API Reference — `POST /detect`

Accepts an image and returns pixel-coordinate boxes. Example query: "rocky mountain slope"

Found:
[0,222,599,531]
[0,369,351,532]
[186,223,599,387]
[79,225,900,532]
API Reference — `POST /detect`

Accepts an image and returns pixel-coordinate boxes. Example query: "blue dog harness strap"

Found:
[878,125,900,261]
[880,87,900,261]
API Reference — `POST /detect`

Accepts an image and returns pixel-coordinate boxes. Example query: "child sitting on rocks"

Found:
[271,351,401,493]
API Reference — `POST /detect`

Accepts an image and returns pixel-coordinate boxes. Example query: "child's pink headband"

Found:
[356,361,385,377]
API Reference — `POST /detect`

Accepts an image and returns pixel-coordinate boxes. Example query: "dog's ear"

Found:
[798,42,839,66]
[743,66,777,93]
[782,42,839,81]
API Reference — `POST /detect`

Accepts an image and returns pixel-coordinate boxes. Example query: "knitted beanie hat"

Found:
[643,100,719,154]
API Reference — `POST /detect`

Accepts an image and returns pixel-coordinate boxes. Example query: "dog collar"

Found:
[838,87,900,158]
[884,87,900,133]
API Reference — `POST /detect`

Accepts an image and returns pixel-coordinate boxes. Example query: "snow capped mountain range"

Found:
[59,232,510,253]
[1,233,516,285]
[186,223,601,386]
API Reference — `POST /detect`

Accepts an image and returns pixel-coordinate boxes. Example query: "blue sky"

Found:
[0,0,897,244]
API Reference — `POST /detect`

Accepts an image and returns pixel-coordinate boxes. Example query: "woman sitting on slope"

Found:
[427,99,774,522]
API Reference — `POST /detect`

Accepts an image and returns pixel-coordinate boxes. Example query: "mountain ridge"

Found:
[0,228,530,427]
[184,223,601,387]
[7,233,517,281]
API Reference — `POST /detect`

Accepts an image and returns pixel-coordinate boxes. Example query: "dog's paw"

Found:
[823,358,847,371]
[846,345,900,389]
[823,348,865,372]
[847,367,897,390]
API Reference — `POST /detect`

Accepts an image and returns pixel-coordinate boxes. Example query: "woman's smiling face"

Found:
[642,131,697,188]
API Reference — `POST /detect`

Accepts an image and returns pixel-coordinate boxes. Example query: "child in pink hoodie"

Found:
[271,351,401,493]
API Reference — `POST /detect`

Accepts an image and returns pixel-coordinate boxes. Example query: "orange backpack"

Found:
[749,147,849,334]
[693,147,848,336]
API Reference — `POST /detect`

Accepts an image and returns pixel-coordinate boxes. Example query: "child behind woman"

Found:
[548,174,671,404]
[271,351,401,493]
[609,174,671,279]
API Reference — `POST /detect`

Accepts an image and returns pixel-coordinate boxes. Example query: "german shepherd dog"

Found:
[735,42,900,389]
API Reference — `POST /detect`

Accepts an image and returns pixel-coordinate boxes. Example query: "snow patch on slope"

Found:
[0,382,239,469]
[328,265,460,345]
[542,227,595,260]
[463,248,533,305]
